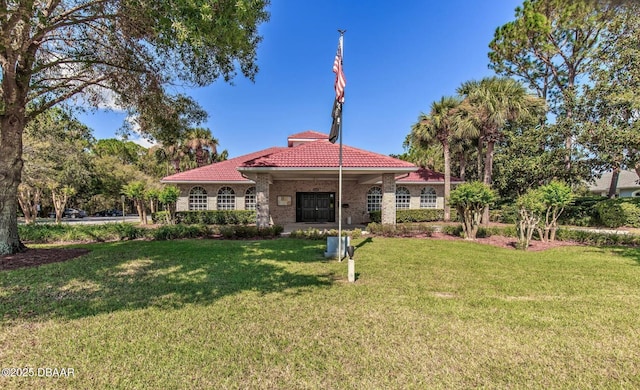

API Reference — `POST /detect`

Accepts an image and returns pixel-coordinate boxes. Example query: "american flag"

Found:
[333,35,346,103]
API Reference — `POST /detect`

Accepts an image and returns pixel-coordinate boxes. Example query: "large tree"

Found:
[411,96,472,221]
[488,0,617,172]
[0,0,270,254]
[457,77,545,188]
[576,2,640,197]
[20,107,94,224]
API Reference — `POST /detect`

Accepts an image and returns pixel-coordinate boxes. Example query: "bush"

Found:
[18,223,145,243]
[151,224,210,241]
[555,228,640,246]
[365,222,435,237]
[558,196,604,227]
[595,200,640,228]
[162,210,256,225]
[217,225,283,239]
[490,204,519,224]
[369,209,446,223]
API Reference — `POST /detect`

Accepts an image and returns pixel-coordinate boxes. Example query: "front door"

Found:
[296,192,335,222]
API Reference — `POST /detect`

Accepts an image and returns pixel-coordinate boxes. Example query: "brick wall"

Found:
[174,181,447,224]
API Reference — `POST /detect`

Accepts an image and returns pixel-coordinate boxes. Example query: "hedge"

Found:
[152,210,256,225]
[369,209,446,223]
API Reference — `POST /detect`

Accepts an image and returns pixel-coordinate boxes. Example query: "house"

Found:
[161,131,462,227]
[589,170,640,198]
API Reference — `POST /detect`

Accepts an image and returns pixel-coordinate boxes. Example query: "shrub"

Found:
[217,225,283,239]
[596,201,629,228]
[449,182,497,240]
[559,196,604,227]
[365,222,435,237]
[151,224,210,241]
[369,209,446,223]
[158,210,256,225]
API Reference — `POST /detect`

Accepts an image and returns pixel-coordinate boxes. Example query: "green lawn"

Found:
[1,238,640,388]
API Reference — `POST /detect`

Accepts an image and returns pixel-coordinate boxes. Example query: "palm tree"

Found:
[457,77,545,224]
[457,77,545,187]
[185,127,218,168]
[412,96,472,221]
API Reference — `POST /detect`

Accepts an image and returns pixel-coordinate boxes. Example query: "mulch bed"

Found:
[0,248,91,271]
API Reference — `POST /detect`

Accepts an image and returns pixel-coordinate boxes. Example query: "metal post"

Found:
[338,113,343,261]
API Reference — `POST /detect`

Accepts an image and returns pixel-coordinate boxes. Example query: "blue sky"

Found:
[79,0,523,158]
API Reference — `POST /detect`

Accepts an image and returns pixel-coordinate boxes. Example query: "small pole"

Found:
[347,245,355,282]
[121,195,126,223]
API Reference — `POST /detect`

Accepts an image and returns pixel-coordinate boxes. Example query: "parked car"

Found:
[49,208,87,218]
[94,209,124,217]
[65,208,87,218]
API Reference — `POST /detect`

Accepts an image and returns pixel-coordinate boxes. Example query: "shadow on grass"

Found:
[609,246,640,266]
[0,239,333,323]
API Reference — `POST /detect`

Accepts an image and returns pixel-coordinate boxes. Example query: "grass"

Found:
[2,238,640,388]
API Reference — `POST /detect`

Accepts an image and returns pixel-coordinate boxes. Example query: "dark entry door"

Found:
[296,192,335,222]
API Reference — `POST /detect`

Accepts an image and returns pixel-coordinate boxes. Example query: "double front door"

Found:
[296,192,335,222]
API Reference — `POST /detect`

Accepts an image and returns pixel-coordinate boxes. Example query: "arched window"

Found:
[245,187,256,210]
[217,187,236,210]
[396,186,411,210]
[420,187,437,208]
[188,187,208,210]
[367,186,382,212]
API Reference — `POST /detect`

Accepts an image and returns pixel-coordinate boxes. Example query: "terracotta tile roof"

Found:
[161,147,286,182]
[287,130,329,140]
[397,168,463,183]
[242,139,417,168]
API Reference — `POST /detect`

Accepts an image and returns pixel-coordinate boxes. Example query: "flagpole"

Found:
[337,29,345,262]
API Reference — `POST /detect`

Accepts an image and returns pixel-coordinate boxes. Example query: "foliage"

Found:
[366,222,435,237]
[595,199,640,228]
[218,225,284,239]
[537,181,574,241]
[515,189,545,250]
[18,223,145,243]
[151,224,211,241]
[457,77,545,187]
[411,96,470,221]
[369,209,446,223]
[558,196,604,226]
[151,210,256,225]
[122,181,149,224]
[157,186,181,224]
[0,0,270,254]
[575,3,640,185]
[289,228,363,240]
[448,182,497,239]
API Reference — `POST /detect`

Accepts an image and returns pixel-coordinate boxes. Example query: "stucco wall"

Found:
[174,181,447,225]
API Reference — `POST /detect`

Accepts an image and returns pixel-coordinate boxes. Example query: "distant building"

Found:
[161,131,462,227]
[588,170,640,198]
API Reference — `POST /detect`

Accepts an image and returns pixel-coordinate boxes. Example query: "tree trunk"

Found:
[481,140,495,225]
[443,140,451,222]
[608,166,620,199]
[459,153,467,181]
[476,136,483,180]
[0,110,27,255]
[17,186,41,224]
